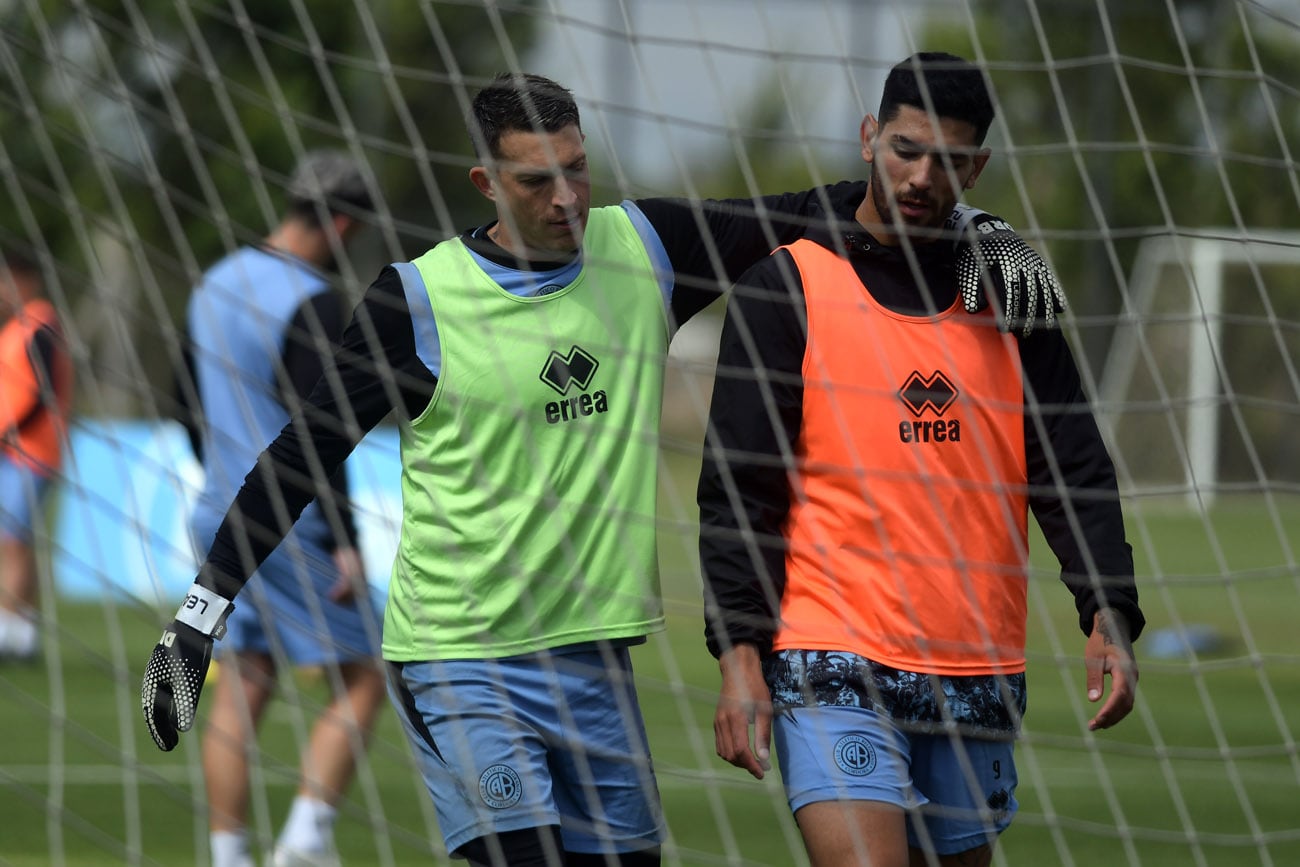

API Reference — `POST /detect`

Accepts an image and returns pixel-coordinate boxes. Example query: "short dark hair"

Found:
[878,52,995,145]
[0,243,39,278]
[285,149,373,225]
[469,72,581,161]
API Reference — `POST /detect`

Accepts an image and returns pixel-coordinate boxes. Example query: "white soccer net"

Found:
[2,1,1299,865]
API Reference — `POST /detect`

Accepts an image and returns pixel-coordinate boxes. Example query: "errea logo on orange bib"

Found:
[897,370,961,444]
[539,345,610,424]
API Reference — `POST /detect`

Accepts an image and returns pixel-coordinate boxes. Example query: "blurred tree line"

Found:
[0,0,539,415]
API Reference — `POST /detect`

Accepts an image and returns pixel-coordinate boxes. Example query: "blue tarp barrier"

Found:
[51,421,403,607]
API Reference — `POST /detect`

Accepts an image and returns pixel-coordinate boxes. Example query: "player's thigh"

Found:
[795,799,909,867]
[906,733,1017,858]
[543,646,663,855]
[774,706,916,867]
[388,658,562,856]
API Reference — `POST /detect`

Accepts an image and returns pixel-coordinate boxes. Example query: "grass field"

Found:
[2,450,1298,866]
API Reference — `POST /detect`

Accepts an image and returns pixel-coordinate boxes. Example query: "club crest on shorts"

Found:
[833,734,877,776]
[478,764,523,809]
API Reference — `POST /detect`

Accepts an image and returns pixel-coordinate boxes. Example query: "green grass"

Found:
[3,451,1298,865]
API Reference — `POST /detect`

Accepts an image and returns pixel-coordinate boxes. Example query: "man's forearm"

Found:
[1093,607,1134,646]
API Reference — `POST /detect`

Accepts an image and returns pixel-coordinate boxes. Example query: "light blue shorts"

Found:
[774,705,1018,855]
[191,516,381,666]
[0,456,51,543]
[389,645,664,857]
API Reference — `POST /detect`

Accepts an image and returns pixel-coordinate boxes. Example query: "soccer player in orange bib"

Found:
[0,247,73,661]
[700,53,1144,867]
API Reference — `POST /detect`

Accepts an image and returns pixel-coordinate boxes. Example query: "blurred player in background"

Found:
[176,150,387,867]
[143,73,1064,867]
[701,52,1144,867]
[0,247,73,662]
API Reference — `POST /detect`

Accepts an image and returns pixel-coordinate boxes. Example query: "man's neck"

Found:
[474,223,578,270]
[264,219,329,268]
[852,197,904,248]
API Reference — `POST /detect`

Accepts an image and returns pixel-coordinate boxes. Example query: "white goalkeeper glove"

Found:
[141,583,234,752]
[950,205,1067,337]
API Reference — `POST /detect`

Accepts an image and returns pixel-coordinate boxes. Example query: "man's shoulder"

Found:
[204,245,324,289]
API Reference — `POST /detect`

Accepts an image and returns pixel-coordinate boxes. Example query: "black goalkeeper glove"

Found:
[141,583,234,752]
[949,206,1067,337]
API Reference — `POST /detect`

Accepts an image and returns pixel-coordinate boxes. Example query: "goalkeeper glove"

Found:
[141,583,234,752]
[950,207,1067,337]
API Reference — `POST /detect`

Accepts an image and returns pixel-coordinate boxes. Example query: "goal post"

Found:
[1099,230,1300,509]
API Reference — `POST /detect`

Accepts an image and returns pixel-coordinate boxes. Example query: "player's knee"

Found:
[455,825,566,867]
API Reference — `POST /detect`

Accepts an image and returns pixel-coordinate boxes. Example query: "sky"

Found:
[522,0,924,191]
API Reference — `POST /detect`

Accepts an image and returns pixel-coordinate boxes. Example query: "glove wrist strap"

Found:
[174,583,234,639]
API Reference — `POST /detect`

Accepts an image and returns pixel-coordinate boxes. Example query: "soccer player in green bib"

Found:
[142,72,1065,865]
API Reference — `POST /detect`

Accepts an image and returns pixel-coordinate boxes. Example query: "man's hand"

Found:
[714,643,774,780]
[328,546,366,604]
[140,583,233,751]
[1085,608,1138,731]
[950,207,1066,337]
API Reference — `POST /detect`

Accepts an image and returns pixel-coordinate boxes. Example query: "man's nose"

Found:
[554,177,577,208]
[909,156,937,190]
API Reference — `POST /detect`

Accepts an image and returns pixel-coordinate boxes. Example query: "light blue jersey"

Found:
[187,246,335,546]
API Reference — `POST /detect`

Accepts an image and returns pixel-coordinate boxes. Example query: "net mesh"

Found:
[2,1,1298,865]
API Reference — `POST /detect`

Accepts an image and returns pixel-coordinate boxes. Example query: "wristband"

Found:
[174,583,234,639]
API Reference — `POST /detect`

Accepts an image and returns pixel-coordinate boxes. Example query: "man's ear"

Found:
[331,213,357,242]
[469,166,495,200]
[963,148,992,190]
[860,114,879,165]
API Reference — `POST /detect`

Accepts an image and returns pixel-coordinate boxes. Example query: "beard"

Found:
[868,173,947,241]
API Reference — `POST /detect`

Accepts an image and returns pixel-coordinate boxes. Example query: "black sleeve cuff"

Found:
[1067,573,1146,642]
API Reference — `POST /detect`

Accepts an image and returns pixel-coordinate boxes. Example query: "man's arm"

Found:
[698,249,807,658]
[142,266,435,751]
[637,182,864,324]
[1085,607,1138,730]
[638,182,1064,335]
[200,267,433,597]
[281,291,361,554]
[1020,330,1145,640]
[172,330,204,463]
[1020,330,1144,728]
[699,250,808,780]
[714,642,774,780]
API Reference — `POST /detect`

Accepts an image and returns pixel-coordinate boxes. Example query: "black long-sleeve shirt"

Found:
[196,186,869,598]
[698,201,1145,661]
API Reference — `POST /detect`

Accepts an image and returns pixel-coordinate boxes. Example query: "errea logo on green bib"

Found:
[539,345,610,424]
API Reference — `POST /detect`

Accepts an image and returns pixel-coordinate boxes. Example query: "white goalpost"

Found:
[3,1,1300,866]
[1099,230,1300,510]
